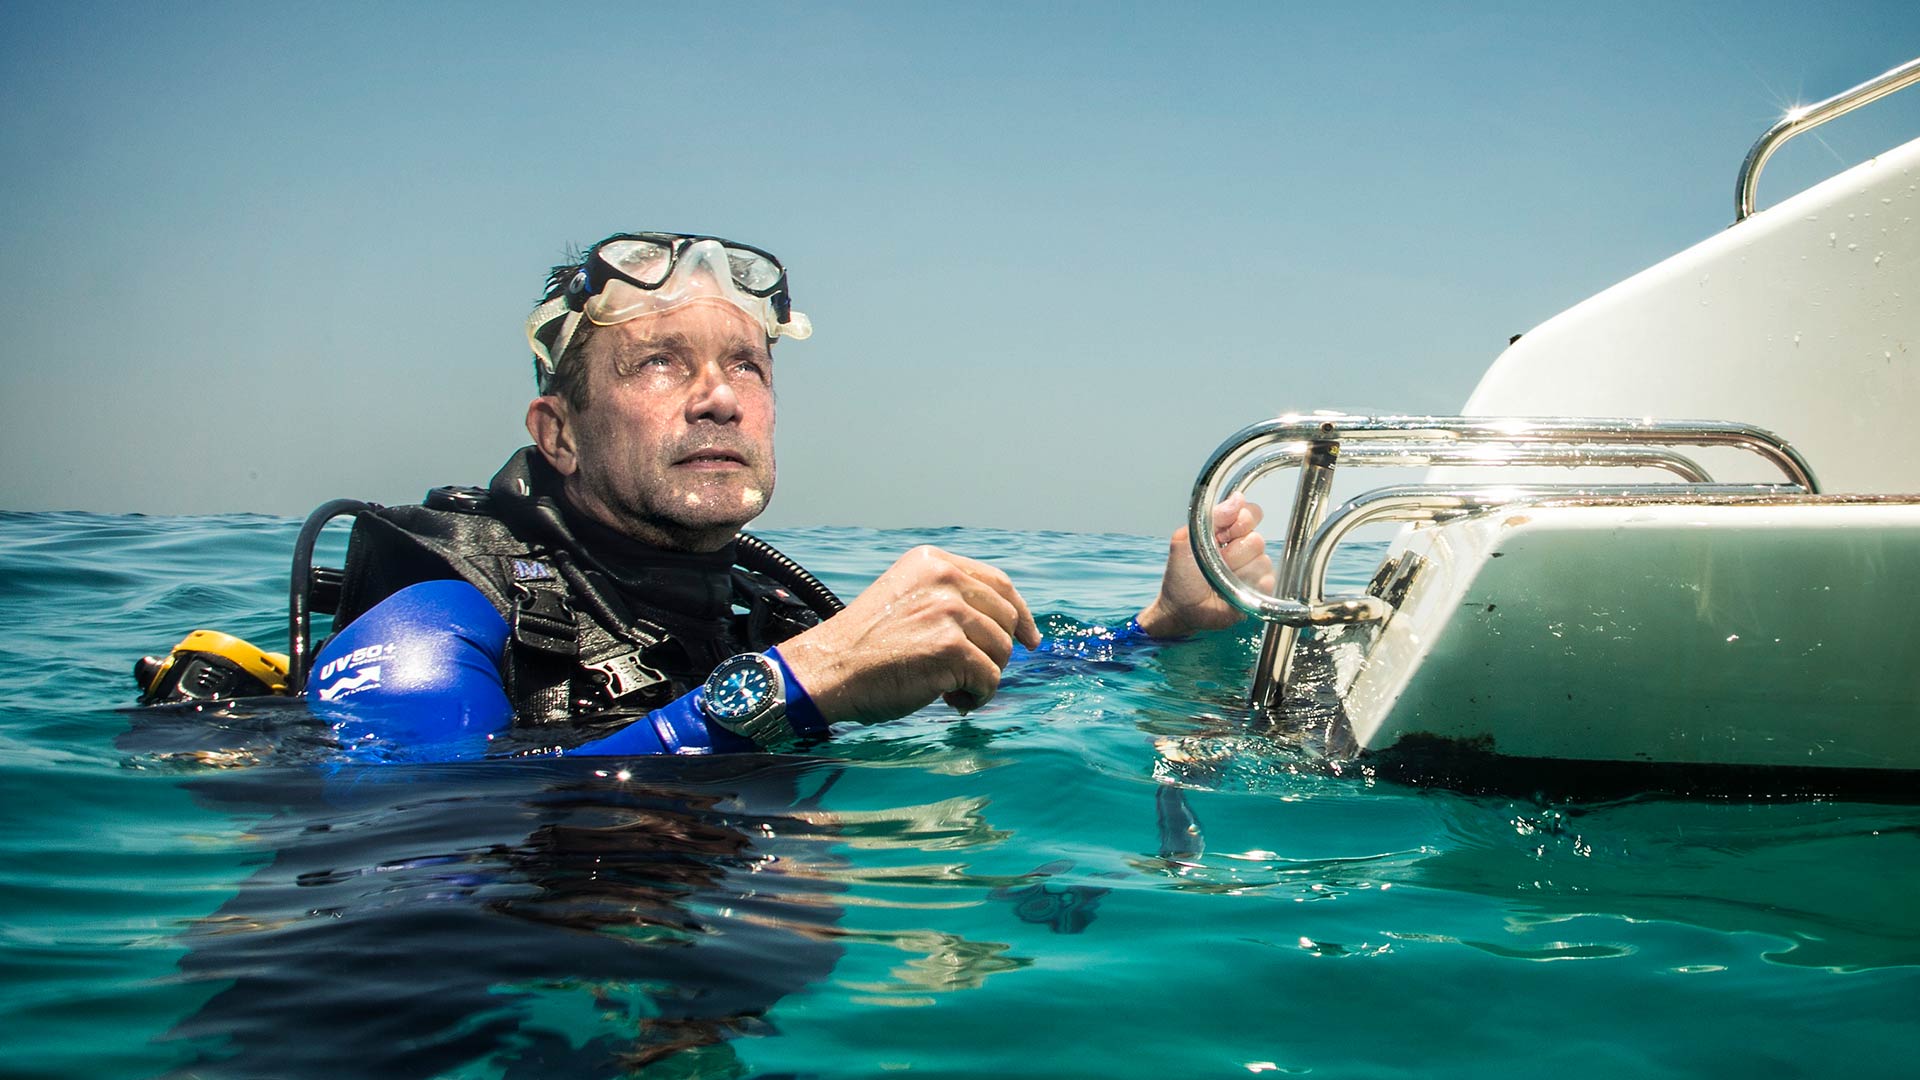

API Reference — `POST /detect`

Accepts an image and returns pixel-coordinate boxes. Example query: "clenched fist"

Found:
[778,546,1041,724]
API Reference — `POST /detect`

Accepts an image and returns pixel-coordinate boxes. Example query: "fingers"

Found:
[1237,554,1277,594]
[948,591,1017,669]
[918,549,1033,709]
[940,620,1006,710]
[800,546,1036,726]
[1211,494,1265,545]
[1222,530,1267,571]
[1248,564,1277,594]
[1191,502,1270,576]
[943,690,982,712]
[937,550,1041,649]
[1238,499,1265,532]
[1209,492,1245,535]
[841,546,1032,718]
[1222,529,1274,587]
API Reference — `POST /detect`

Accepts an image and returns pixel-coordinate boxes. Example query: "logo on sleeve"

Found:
[317,666,384,702]
[314,641,398,702]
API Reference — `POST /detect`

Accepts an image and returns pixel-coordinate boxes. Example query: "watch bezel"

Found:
[700,652,788,745]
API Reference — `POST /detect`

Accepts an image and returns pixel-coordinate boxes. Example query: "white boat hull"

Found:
[1332,500,1920,772]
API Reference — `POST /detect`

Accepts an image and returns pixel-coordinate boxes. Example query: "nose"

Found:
[685,361,740,425]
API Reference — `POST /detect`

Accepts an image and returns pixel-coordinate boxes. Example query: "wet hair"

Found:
[538,251,595,412]
[543,320,598,413]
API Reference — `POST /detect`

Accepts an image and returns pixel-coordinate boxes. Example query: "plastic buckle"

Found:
[511,586,578,656]
[586,648,667,701]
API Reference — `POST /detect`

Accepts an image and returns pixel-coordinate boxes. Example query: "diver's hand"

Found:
[778,546,1042,724]
[1136,493,1275,638]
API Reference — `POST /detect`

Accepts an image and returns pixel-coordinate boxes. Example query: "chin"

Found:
[666,483,767,531]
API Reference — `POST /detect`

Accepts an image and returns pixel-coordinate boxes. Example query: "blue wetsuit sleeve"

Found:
[1021,617,1151,662]
[568,646,826,757]
[567,692,707,756]
[769,646,828,737]
[306,580,514,761]
[311,581,828,760]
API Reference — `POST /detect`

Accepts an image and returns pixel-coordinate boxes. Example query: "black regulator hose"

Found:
[288,499,373,694]
[735,532,845,619]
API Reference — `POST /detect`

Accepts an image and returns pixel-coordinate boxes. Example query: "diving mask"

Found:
[526,233,812,389]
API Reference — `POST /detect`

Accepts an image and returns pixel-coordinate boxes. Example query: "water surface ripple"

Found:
[2,512,1917,1078]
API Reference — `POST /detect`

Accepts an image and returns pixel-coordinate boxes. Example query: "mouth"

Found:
[674,448,749,468]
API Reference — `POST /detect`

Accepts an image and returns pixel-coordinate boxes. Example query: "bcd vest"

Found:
[329,467,824,725]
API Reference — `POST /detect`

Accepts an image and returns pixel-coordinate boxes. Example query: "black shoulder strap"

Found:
[496,558,578,725]
[325,486,827,727]
[333,503,529,628]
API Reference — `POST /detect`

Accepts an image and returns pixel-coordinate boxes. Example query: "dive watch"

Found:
[699,652,790,746]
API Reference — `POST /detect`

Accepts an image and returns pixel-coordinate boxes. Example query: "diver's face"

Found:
[554,300,777,550]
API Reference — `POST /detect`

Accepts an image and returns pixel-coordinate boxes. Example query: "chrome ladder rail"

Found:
[1735,54,1920,222]
[1185,415,1817,709]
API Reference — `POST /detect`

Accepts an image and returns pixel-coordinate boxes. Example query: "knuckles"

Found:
[931,594,972,622]
[898,546,964,586]
[904,545,947,568]
[932,634,976,663]
[833,546,1024,719]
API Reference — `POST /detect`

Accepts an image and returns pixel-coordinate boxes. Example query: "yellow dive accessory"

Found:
[135,630,290,704]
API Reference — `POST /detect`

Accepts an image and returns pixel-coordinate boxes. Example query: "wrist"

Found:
[765,646,827,738]
[771,628,858,724]
[1135,599,1188,639]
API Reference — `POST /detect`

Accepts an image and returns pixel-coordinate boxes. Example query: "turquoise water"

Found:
[3,510,1918,1078]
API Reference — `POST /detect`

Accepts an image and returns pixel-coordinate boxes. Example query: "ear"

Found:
[526,395,579,476]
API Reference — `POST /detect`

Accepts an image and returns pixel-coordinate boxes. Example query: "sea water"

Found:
[2,510,1917,1079]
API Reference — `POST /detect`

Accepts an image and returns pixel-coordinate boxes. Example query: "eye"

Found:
[730,355,771,384]
[615,352,680,379]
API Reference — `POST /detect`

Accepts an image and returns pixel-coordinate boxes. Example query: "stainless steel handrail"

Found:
[1225,440,1717,491]
[1185,414,1817,708]
[1196,416,1815,506]
[1298,483,1802,610]
[1735,55,1920,222]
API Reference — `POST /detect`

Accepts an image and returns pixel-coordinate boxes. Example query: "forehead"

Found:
[590,299,770,357]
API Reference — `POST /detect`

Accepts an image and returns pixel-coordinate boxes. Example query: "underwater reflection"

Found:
[160,756,852,1078]
[123,690,1164,1077]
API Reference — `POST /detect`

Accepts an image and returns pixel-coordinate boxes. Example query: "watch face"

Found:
[705,657,775,722]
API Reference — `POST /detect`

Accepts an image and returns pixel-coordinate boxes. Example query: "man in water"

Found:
[311,231,1273,756]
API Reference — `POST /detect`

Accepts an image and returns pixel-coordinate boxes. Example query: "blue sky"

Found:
[2,2,1916,534]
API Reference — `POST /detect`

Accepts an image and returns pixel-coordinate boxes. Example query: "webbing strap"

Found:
[506,576,579,723]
